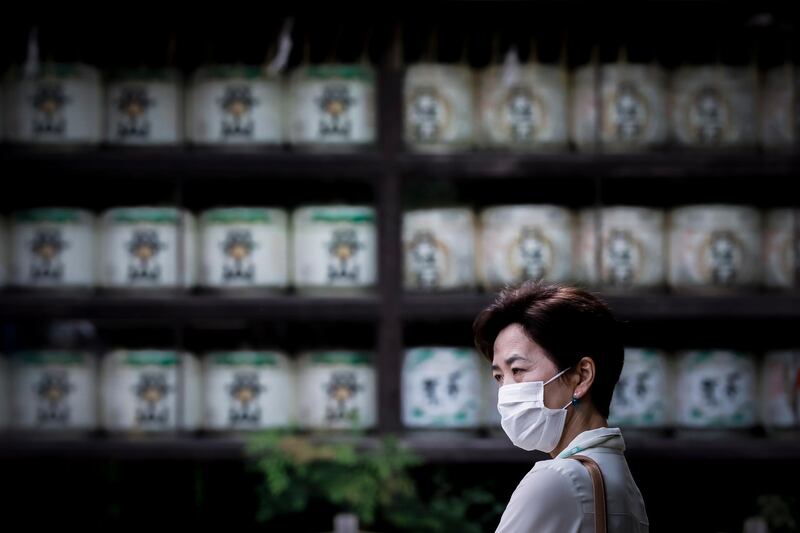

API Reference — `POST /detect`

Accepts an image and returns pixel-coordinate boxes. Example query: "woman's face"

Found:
[492,323,572,409]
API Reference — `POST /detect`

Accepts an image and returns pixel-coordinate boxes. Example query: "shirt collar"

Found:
[556,426,625,459]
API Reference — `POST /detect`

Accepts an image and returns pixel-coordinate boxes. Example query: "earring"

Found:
[571,394,580,407]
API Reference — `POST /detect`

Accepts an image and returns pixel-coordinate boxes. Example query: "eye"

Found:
[493,374,503,383]
[511,367,525,375]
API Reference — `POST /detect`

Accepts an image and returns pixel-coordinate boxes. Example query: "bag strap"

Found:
[569,454,608,533]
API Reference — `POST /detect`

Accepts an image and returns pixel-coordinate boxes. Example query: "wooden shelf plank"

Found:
[1,434,797,462]
[401,292,800,321]
[0,147,384,181]
[399,151,800,179]
[0,292,381,322]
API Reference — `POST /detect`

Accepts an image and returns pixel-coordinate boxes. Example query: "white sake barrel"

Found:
[760,351,800,430]
[404,64,474,152]
[11,351,97,431]
[764,209,798,289]
[11,208,96,289]
[292,206,377,292]
[101,350,201,433]
[100,207,196,290]
[609,348,671,429]
[671,66,758,148]
[478,356,502,431]
[577,207,666,289]
[761,65,799,149]
[295,351,376,430]
[200,207,288,291]
[478,63,568,149]
[288,64,376,148]
[0,356,9,430]
[106,68,183,145]
[203,351,294,431]
[571,63,668,151]
[402,347,482,429]
[668,205,761,291]
[479,205,573,288]
[404,208,476,291]
[186,65,283,146]
[675,350,757,429]
[5,63,102,145]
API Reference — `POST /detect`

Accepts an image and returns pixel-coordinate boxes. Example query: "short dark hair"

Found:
[473,281,623,418]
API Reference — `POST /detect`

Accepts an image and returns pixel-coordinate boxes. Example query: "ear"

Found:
[573,356,596,400]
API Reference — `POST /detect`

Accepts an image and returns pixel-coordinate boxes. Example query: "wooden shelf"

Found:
[402,292,800,321]
[3,146,798,182]
[3,292,798,323]
[0,292,381,322]
[1,433,797,462]
[0,146,384,181]
[399,151,800,180]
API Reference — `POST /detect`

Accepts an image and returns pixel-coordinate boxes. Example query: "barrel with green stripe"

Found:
[292,206,377,291]
[101,350,202,433]
[11,208,96,288]
[199,208,288,289]
[288,64,376,146]
[6,63,103,144]
[402,347,482,429]
[187,65,283,145]
[203,351,294,430]
[11,351,97,431]
[295,351,376,430]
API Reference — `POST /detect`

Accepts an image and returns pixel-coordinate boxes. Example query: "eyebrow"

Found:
[491,354,528,371]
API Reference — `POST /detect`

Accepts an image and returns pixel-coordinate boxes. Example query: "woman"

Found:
[473,281,649,533]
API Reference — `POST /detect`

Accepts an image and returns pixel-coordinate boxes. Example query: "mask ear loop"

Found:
[547,366,579,410]
[543,366,571,386]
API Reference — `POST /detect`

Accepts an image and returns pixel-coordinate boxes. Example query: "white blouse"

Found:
[495,427,649,533]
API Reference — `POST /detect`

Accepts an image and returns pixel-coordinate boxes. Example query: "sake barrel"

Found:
[100,207,196,290]
[402,347,482,429]
[288,64,376,148]
[760,351,800,430]
[571,63,668,151]
[11,208,95,289]
[764,209,798,289]
[675,350,757,429]
[203,351,294,431]
[478,63,568,149]
[577,207,666,289]
[11,350,97,432]
[295,351,376,430]
[478,356,502,431]
[670,66,758,148]
[106,68,183,145]
[101,350,201,433]
[668,205,761,291]
[200,207,288,291]
[292,206,377,292]
[404,63,474,152]
[761,65,799,149]
[5,63,102,145]
[608,348,671,429]
[186,65,283,146]
[404,208,476,291]
[479,205,573,288]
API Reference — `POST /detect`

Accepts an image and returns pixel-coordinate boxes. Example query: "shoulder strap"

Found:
[569,454,608,533]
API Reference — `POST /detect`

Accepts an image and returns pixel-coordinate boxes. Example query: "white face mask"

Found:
[497,367,573,453]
